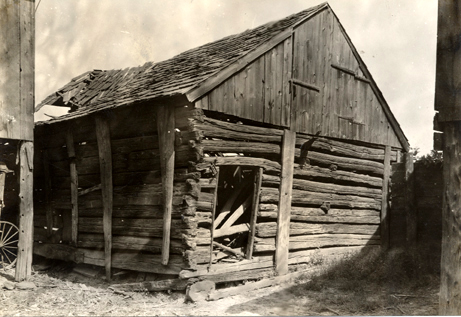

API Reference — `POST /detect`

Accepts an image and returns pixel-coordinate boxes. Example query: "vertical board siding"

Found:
[202,9,403,149]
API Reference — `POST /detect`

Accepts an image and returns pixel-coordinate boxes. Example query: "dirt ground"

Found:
[0,256,439,316]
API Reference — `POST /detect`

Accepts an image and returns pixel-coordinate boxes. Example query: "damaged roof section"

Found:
[36,3,327,116]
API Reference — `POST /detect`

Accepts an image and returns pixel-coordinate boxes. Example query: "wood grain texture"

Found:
[380,145,391,250]
[156,105,176,265]
[275,130,296,275]
[246,167,263,259]
[95,115,113,280]
[15,141,34,281]
[66,128,79,246]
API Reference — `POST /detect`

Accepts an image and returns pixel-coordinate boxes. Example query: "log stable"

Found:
[33,3,409,290]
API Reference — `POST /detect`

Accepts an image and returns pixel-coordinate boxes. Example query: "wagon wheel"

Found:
[0,221,19,269]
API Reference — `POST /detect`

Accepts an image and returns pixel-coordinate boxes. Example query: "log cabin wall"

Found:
[195,8,404,149]
[187,108,399,272]
[33,104,201,275]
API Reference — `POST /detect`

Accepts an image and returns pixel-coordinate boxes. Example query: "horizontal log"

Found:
[52,169,198,189]
[199,140,280,156]
[208,270,310,301]
[192,117,283,137]
[259,204,379,217]
[296,135,396,162]
[78,217,197,239]
[256,222,379,238]
[33,242,189,274]
[288,245,380,266]
[179,255,275,279]
[78,205,196,218]
[253,234,380,252]
[50,145,197,177]
[193,121,282,144]
[110,279,189,292]
[262,174,382,199]
[295,148,384,175]
[199,178,218,189]
[199,267,275,285]
[293,165,383,188]
[195,156,281,173]
[77,234,188,254]
[258,205,380,224]
[260,187,381,210]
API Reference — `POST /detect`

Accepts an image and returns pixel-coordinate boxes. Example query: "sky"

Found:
[34,0,438,155]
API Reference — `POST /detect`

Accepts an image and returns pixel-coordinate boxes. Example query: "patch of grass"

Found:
[288,246,440,315]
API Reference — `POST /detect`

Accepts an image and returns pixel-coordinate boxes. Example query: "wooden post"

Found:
[209,167,219,267]
[435,1,461,313]
[380,145,391,250]
[15,141,33,281]
[42,149,53,237]
[246,167,263,259]
[440,122,461,313]
[275,130,296,275]
[156,105,175,265]
[95,116,113,281]
[404,152,416,246]
[66,128,78,246]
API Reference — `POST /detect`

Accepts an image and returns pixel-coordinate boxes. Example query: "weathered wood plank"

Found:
[208,270,310,301]
[195,157,281,173]
[78,217,196,239]
[263,174,382,199]
[42,149,53,237]
[66,128,79,246]
[276,130,296,275]
[254,233,380,252]
[77,234,188,254]
[33,243,188,274]
[261,187,382,210]
[257,222,379,238]
[95,115,113,280]
[293,165,383,188]
[381,145,391,250]
[246,167,263,259]
[156,105,176,265]
[15,141,34,281]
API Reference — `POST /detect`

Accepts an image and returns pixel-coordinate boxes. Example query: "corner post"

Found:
[156,105,176,265]
[275,130,296,275]
[380,145,391,250]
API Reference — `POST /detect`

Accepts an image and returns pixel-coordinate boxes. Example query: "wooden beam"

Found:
[246,167,263,259]
[404,151,416,246]
[380,145,391,250]
[156,105,176,265]
[42,149,53,237]
[209,167,219,268]
[15,141,34,281]
[95,115,113,281]
[66,128,78,246]
[275,130,296,275]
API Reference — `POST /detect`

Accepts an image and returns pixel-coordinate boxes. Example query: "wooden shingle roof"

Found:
[36,3,327,119]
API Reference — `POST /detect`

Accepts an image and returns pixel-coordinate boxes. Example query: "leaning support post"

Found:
[246,167,263,259]
[15,141,34,281]
[156,105,176,265]
[380,145,391,250]
[95,115,113,281]
[66,128,79,246]
[275,130,296,275]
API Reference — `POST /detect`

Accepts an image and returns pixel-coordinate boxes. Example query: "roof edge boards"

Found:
[185,4,328,103]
